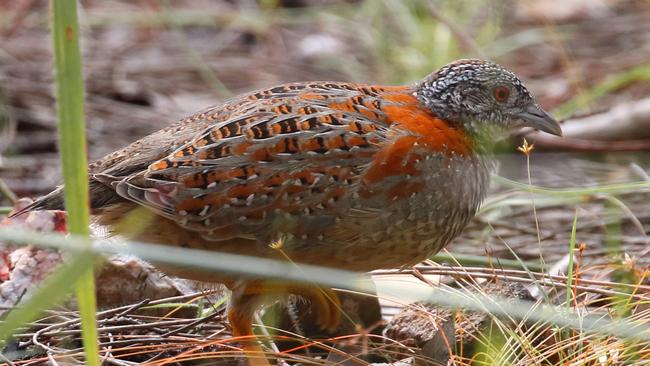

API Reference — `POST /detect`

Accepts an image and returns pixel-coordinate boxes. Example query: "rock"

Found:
[95,255,224,318]
[1,205,225,317]
[383,281,534,364]
[0,206,67,310]
[383,304,454,366]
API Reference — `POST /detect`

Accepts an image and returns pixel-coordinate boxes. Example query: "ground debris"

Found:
[383,281,534,365]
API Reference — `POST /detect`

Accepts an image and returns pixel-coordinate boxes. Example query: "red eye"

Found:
[493,86,510,102]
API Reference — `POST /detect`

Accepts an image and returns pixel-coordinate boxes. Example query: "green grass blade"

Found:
[565,209,578,310]
[1,228,650,343]
[431,252,544,271]
[50,1,99,365]
[492,175,650,197]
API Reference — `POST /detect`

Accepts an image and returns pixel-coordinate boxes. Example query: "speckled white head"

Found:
[416,59,562,137]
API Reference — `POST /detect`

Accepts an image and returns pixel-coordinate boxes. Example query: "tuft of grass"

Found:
[50,1,99,365]
[1,228,649,343]
[431,252,544,271]
[354,0,498,84]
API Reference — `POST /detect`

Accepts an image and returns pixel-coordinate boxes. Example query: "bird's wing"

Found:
[102,82,412,242]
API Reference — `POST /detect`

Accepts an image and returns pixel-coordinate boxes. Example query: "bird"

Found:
[14,59,561,364]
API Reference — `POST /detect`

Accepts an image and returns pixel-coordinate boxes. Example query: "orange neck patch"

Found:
[379,88,473,157]
[362,87,475,186]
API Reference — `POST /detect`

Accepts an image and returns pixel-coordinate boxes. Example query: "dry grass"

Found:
[0,0,649,365]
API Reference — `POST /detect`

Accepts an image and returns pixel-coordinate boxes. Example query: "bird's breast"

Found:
[335,148,490,269]
[275,98,492,270]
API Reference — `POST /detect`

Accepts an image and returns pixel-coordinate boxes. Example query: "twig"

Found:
[372,266,650,301]
[47,351,60,366]
[0,352,15,366]
[254,313,281,355]
[161,308,224,338]
[523,135,650,151]
[526,97,650,150]
[104,358,139,366]
[113,298,150,318]
[630,163,650,182]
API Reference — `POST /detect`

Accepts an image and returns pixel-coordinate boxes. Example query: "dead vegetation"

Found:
[0,0,649,365]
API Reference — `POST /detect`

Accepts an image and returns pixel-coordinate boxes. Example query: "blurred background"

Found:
[1,1,650,364]
[1,0,649,198]
[2,0,650,267]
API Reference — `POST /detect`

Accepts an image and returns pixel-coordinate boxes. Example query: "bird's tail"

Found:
[8,186,65,218]
[9,180,125,219]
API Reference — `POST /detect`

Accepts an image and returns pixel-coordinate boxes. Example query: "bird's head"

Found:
[416,59,562,139]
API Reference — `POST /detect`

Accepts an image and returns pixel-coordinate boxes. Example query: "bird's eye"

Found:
[492,86,510,103]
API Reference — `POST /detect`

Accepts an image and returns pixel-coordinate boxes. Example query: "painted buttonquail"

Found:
[17,59,561,362]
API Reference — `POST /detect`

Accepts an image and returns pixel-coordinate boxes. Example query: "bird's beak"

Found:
[517,103,562,136]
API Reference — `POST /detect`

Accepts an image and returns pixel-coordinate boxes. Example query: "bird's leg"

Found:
[228,281,343,365]
[228,282,272,366]
[267,237,342,332]
[284,284,342,333]
[259,283,343,331]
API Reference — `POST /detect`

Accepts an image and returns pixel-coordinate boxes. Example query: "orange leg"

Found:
[228,281,342,365]
[284,284,341,333]
[228,286,271,366]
